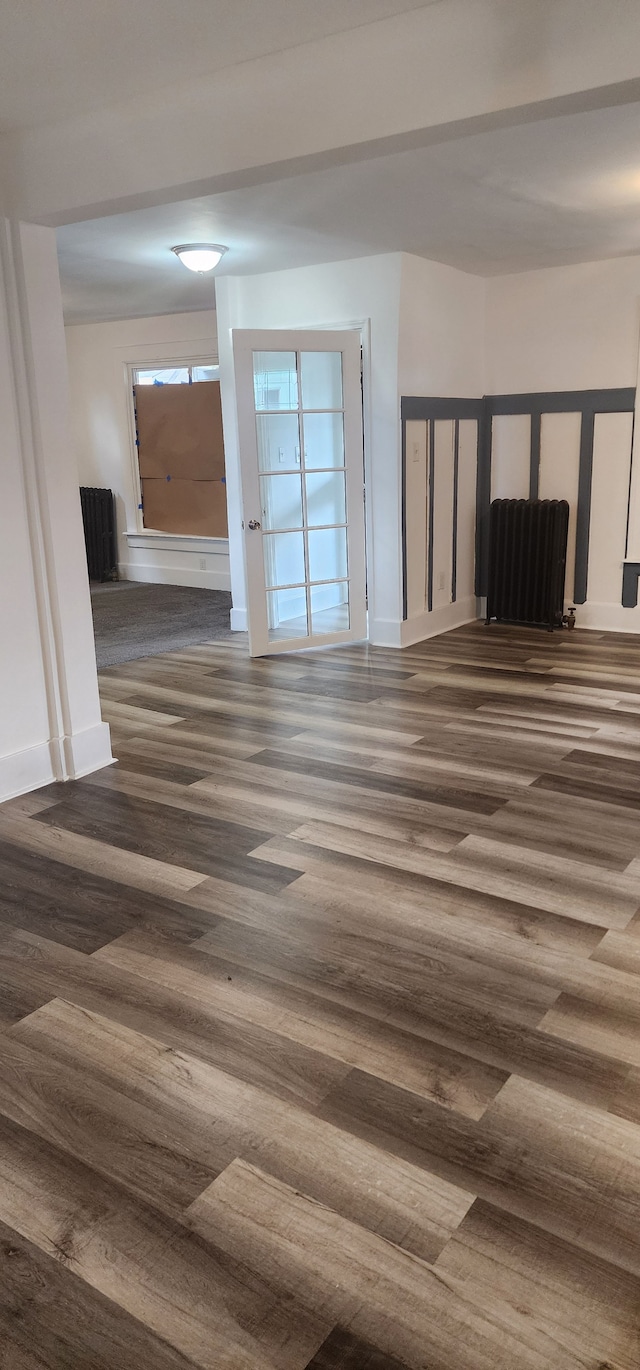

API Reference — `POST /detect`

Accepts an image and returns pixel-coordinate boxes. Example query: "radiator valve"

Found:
[563,606,577,631]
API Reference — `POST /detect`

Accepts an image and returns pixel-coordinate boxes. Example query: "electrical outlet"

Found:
[199,558,206,571]
[438,571,446,591]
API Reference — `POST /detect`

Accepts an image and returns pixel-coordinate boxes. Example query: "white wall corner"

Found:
[62,720,114,780]
[400,595,478,648]
[369,617,403,647]
[230,606,248,632]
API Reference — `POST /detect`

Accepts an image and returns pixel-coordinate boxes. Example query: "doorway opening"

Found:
[79,353,235,667]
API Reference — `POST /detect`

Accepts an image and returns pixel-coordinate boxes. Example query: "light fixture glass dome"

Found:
[171,243,228,273]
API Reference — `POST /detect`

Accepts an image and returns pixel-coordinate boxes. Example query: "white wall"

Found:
[487,256,640,393]
[216,255,403,641]
[486,255,640,630]
[0,219,111,801]
[65,310,231,592]
[399,254,486,399]
[399,254,485,646]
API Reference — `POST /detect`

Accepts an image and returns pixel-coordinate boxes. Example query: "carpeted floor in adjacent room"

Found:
[89,581,236,668]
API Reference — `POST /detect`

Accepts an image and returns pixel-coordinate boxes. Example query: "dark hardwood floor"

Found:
[1,621,640,1368]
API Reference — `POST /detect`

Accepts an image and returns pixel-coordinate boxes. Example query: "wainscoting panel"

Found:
[590,410,634,607]
[490,414,530,501]
[539,411,582,603]
[432,420,456,612]
[456,420,478,610]
[402,388,637,628]
[401,399,482,631]
[404,420,428,620]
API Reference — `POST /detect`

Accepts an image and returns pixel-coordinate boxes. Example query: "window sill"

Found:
[125,530,229,553]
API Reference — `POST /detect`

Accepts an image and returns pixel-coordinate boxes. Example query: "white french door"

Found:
[233,329,367,656]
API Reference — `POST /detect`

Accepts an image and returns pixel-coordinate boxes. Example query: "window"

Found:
[133,364,220,386]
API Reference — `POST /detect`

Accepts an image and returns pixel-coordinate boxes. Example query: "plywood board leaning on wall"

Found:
[141,478,228,537]
[134,379,227,537]
[135,381,225,481]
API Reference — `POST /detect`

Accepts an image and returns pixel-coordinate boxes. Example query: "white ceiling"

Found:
[0,0,432,132]
[58,100,640,323]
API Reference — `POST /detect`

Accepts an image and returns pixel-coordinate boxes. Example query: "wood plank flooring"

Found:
[1,621,640,1367]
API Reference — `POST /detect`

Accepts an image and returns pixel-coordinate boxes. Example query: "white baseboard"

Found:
[400,596,478,648]
[62,721,114,779]
[360,597,479,649]
[230,607,248,632]
[369,618,403,647]
[0,741,56,804]
[118,562,231,592]
[568,601,640,633]
[0,723,114,805]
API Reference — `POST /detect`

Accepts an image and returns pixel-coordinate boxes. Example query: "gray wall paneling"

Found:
[401,389,636,620]
[400,398,483,621]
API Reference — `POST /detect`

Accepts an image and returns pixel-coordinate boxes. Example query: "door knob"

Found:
[247,519,261,531]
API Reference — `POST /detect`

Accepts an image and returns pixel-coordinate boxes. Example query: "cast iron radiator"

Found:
[486,498,569,629]
[79,486,117,582]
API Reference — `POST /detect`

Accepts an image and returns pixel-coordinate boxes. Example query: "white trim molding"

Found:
[400,596,479,648]
[62,721,114,779]
[371,597,478,648]
[125,531,228,553]
[369,617,403,648]
[0,722,114,805]
[119,562,231,591]
[568,600,640,633]
[0,742,57,804]
[0,219,113,803]
[122,529,231,591]
[230,607,248,632]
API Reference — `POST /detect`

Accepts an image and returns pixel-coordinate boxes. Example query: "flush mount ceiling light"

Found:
[171,243,228,273]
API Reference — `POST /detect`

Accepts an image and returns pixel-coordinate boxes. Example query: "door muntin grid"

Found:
[253,350,350,642]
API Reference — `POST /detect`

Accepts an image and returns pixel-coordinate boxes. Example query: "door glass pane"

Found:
[253,352,298,411]
[303,412,344,470]
[300,352,343,410]
[263,532,306,589]
[267,589,309,642]
[259,473,303,530]
[256,414,301,472]
[310,582,350,633]
[308,527,348,582]
[305,471,346,527]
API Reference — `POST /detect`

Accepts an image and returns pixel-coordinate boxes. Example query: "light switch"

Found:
[411,440,420,464]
